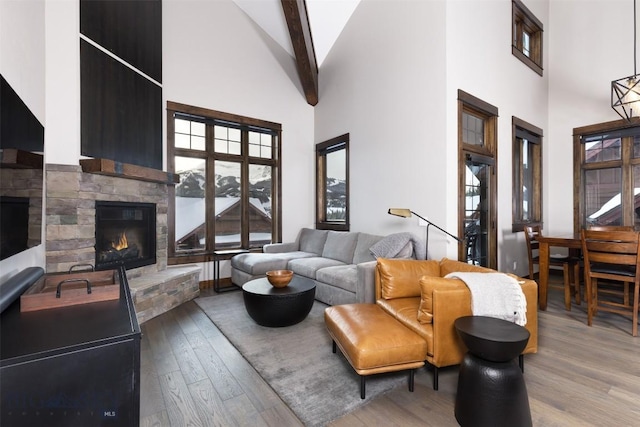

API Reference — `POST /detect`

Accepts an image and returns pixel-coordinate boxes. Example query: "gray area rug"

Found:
[195,292,407,426]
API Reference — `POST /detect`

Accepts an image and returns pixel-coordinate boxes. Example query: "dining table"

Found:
[536,233,581,310]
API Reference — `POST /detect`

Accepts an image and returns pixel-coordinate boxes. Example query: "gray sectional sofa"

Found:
[231,228,423,305]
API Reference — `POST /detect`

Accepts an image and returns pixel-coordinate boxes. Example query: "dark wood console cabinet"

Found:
[0,267,141,426]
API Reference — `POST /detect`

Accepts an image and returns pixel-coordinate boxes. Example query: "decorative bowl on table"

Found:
[266,270,293,288]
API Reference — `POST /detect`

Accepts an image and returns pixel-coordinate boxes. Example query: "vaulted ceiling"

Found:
[233,0,360,106]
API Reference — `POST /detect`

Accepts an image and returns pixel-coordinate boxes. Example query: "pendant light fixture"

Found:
[612,0,640,121]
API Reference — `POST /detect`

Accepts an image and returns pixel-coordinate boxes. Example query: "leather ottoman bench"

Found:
[324,303,427,399]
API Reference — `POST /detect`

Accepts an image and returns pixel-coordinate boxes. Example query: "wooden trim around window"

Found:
[512,0,544,76]
[166,101,282,131]
[458,90,499,117]
[511,116,543,232]
[457,94,498,268]
[573,117,640,232]
[166,102,282,264]
[316,133,349,231]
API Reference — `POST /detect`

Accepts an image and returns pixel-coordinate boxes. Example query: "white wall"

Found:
[44,0,80,165]
[446,0,549,275]
[0,0,46,282]
[315,0,450,257]
[1,0,45,121]
[317,0,552,273]
[547,0,633,235]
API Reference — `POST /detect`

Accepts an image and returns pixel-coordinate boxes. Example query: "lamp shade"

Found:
[612,74,640,120]
[388,208,412,218]
[611,0,640,121]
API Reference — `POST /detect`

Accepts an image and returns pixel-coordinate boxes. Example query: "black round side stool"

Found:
[454,315,532,427]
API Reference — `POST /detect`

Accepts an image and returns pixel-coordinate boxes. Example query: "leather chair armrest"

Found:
[423,275,538,368]
[423,278,472,367]
[517,278,538,353]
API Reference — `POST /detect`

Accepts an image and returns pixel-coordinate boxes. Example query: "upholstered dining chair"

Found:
[580,229,640,337]
[524,225,581,310]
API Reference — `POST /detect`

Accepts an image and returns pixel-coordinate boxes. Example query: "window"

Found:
[458,90,497,268]
[512,0,543,76]
[512,117,542,231]
[575,121,640,230]
[316,134,349,231]
[167,102,281,262]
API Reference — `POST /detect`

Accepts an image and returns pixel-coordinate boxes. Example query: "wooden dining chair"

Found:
[581,229,640,337]
[524,225,581,310]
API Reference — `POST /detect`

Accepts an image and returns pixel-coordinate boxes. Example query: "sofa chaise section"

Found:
[230,228,392,305]
[230,251,316,286]
[231,228,328,286]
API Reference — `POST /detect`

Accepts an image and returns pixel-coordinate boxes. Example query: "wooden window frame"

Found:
[573,117,640,232]
[167,101,282,265]
[512,117,543,232]
[512,0,544,76]
[316,134,350,231]
[457,90,498,268]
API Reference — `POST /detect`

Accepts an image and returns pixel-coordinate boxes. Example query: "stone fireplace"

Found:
[45,163,201,324]
[45,164,167,276]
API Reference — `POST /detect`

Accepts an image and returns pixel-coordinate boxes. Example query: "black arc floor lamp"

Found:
[388,208,464,260]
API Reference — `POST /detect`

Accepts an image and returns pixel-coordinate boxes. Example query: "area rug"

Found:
[195,292,408,426]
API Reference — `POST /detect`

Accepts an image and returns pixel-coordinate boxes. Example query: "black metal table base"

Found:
[212,249,248,293]
[214,282,240,293]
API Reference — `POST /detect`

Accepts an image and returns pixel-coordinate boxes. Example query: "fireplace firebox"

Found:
[0,196,29,260]
[95,201,156,270]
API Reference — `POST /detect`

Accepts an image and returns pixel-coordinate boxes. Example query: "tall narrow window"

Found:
[167,102,281,263]
[316,134,349,231]
[458,90,498,268]
[512,0,543,76]
[512,117,542,231]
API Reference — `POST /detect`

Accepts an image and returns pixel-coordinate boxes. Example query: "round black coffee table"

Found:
[454,315,532,427]
[242,276,316,327]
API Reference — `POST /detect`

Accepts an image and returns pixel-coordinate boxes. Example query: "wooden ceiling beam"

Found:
[281,0,318,106]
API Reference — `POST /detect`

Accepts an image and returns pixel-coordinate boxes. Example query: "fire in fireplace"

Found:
[95,201,156,270]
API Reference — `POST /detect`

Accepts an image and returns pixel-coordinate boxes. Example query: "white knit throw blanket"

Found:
[444,272,527,326]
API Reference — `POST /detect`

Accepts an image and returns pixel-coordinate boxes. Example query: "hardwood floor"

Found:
[140,286,640,426]
[139,289,302,427]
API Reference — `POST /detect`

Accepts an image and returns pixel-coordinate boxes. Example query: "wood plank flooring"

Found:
[140,290,302,427]
[140,285,640,426]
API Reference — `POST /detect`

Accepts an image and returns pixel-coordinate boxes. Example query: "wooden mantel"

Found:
[0,149,44,169]
[80,158,180,185]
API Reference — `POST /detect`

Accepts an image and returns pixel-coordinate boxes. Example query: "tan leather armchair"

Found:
[374,257,538,389]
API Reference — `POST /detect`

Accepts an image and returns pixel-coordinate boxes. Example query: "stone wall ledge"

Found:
[128,265,201,324]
